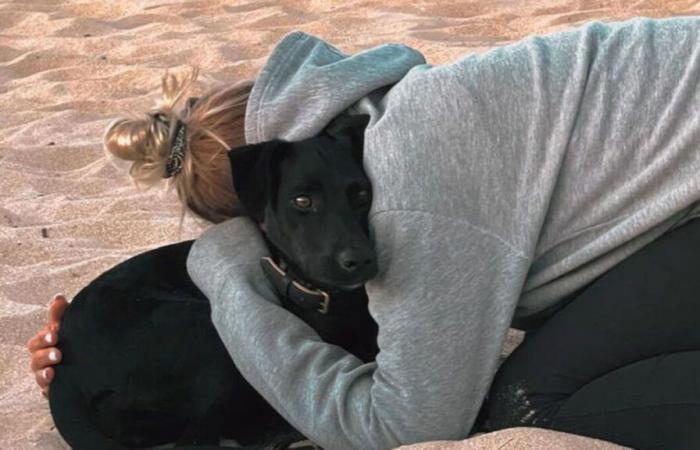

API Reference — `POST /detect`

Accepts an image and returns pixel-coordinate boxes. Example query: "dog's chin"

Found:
[299,262,377,292]
[335,281,366,291]
[308,273,375,292]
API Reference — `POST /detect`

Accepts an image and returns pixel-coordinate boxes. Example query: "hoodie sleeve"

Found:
[187,213,530,449]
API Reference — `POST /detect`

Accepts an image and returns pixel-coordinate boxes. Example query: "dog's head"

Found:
[228,114,377,291]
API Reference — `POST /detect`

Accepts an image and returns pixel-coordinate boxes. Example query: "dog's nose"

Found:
[337,249,374,273]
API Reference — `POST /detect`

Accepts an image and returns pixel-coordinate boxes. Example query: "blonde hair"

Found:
[104,69,254,224]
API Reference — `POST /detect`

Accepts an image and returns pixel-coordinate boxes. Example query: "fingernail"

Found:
[47,293,64,306]
[43,368,49,380]
[49,351,58,362]
[44,333,52,344]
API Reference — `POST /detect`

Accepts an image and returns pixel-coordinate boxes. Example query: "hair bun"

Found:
[103,115,171,185]
[103,70,253,223]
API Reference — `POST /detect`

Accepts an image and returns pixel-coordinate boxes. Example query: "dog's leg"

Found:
[49,380,125,450]
[175,365,232,446]
[176,410,224,447]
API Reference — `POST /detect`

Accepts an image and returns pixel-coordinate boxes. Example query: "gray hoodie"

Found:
[187,17,700,449]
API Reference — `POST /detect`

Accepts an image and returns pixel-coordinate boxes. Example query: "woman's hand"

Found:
[26,294,69,398]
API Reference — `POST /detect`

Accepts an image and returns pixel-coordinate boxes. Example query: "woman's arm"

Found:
[187,215,529,449]
[26,294,68,397]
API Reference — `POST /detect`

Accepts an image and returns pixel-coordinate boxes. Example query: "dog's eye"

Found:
[293,195,312,209]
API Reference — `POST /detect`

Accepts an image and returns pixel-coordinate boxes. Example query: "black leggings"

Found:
[483,217,700,450]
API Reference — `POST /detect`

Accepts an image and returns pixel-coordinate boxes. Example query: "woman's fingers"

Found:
[47,294,69,330]
[26,328,54,353]
[35,366,54,390]
[30,347,62,372]
[27,294,69,399]
[28,294,69,352]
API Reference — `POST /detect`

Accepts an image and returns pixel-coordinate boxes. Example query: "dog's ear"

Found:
[324,113,370,163]
[228,140,288,223]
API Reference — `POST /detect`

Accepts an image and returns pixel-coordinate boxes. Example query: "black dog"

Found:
[231,114,378,363]
[49,113,378,449]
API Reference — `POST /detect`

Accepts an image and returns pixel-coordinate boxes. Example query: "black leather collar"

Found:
[260,257,331,314]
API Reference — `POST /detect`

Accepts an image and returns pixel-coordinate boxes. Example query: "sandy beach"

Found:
[2,0,699,448]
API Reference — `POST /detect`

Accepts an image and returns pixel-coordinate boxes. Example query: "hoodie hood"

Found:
[244,31,426,144]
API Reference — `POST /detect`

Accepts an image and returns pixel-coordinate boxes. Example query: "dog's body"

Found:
[49,114,378,449]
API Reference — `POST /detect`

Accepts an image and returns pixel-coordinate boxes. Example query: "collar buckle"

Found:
[317,291,330,314]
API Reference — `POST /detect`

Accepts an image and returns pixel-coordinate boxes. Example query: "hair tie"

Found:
[165,119,186,178]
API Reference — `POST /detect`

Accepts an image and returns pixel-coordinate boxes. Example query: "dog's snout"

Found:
[338,249,374,273]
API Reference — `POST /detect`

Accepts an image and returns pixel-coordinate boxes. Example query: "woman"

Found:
[28,17,700,449]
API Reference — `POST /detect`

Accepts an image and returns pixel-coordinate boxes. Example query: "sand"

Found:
[1,1,698,449]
